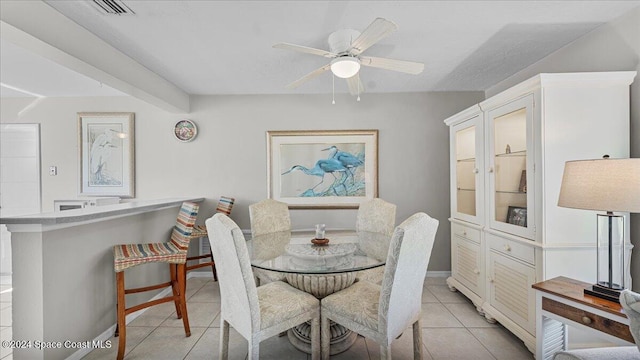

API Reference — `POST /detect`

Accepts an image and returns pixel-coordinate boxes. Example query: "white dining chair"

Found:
[206,213,320,360]
[249,199,291,285]
[355,198,397,284]
[321,212,438,360]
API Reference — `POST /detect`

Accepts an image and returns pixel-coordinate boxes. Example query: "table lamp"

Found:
[558,156,640,302]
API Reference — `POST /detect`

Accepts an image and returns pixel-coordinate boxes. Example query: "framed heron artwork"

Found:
[78,112,135,197]
[267,130,378,209]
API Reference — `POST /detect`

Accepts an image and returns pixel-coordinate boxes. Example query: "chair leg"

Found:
[177,263,191,337]
[170,264,182,319]
[219,318,229,360]
[249,334,260,360]
[380,344,392,360]
[310,315,320,360]
[116,271,126,360]
[321,314,330,360]
[412,320,423,360]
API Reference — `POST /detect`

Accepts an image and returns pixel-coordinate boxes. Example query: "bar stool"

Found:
[185,196,234,281]
[113,202,199,360]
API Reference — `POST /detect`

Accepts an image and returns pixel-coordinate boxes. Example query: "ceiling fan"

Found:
[273,18,425,98]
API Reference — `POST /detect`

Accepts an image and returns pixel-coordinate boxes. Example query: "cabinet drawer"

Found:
[542,297,633,343]
[452,223,480,244]
[488,234,534,265]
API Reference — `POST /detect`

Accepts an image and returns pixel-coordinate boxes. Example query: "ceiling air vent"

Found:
[90,0,135,15]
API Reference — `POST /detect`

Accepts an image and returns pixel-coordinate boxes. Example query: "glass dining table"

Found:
[246,229,392,355]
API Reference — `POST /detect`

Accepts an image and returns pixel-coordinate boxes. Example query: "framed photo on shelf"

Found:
[78,112,135,197]
[267,130,378,209]
[506,206,527,227]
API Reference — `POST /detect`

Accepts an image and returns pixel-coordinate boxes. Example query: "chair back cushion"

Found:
[206,213,260,337]
[379,212,438,338]
[356,198,397,236]
[168,202,199,252]
[620,289,640,351]
[216,196,235,215]
[249,199,291,237]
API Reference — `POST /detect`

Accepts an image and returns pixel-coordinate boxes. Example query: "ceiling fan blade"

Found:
[360,56,425,75]
[273,43,337,58]
[285,64,331,89]
[346,74,365,96]
[348,18,398,55]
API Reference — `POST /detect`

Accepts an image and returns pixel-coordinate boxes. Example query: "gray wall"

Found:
[0,91,484,272]
[486,8,640,289]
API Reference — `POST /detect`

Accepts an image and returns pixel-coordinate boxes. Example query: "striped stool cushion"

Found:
[216,196,235,216]
[190,225,208,238]
[114,202,199,272]
[114,242,184,272]
[189,197,235,239]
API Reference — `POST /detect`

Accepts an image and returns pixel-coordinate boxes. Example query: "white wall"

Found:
[0,91,484,271]
[486,8,640,289]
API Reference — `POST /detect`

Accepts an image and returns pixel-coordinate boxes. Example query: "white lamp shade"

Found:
[330,57,361,79]
[558,158,640,213]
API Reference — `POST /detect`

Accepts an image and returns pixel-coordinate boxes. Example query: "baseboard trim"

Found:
[66,272,203,360]
[426,271,451,278]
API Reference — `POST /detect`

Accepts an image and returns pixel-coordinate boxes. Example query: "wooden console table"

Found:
[532,276,634,360]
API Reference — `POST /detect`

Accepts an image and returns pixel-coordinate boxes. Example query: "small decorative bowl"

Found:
[311,238,330,246]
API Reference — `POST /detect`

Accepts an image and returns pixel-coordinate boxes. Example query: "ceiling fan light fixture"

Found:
[330,57,361,79]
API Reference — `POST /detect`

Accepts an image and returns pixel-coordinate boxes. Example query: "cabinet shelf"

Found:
[457,188,476,192]
[495,150,526,157]
[457,157,476,163]
[496,190,526,194]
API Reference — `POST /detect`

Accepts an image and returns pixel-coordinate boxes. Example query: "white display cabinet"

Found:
[445,71,636,352]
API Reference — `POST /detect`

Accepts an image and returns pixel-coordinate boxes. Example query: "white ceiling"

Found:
[1,1,639,99]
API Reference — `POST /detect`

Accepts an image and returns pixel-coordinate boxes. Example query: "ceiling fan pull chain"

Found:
[357,73,361,102]
[332,74,336,105]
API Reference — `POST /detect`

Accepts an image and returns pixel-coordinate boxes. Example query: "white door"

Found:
[0,124,41,284]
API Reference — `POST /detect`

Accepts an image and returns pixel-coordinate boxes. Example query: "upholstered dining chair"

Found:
[249,198,291,285]
[355,198,397,284]
[186,196,235,281]
[206,213,320,360]
[113,202,199,360]
[321,212,438,360]
[552,289,640,360]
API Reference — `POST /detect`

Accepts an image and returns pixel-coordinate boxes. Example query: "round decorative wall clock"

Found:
[174,119,197,142]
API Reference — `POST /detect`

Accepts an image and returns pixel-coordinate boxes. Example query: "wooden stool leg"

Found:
[170,264,183,319]
[177,263,191,336]
[210,249,218,281]
[116,271,126,360]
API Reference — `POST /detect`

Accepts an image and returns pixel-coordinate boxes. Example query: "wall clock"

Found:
[174,119,197,142]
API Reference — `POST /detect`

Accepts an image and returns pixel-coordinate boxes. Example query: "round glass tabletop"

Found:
[246,230,392,274]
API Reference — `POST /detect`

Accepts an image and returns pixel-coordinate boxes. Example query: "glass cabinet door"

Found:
[451,114,483,224]
[487,95,534,239]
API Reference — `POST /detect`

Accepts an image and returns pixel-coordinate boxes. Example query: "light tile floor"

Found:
[0,277,533,360]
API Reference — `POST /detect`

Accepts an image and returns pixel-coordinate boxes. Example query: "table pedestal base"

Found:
[285,272,357,355]
[288,322,357,355]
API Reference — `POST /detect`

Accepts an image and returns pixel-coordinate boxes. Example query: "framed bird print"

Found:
[78,112,135,197]
[267,130,378,209]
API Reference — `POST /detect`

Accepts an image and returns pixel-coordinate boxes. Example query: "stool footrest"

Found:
[126,295,178,315]
[125,281,172,295]
[186,261,214,271]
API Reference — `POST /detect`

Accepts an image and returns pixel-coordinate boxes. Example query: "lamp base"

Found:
[584,284,622,303]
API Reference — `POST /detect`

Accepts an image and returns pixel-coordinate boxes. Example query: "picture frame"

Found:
[506,206,527,227]
[78,112,135,198]
[267,130,378,209]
